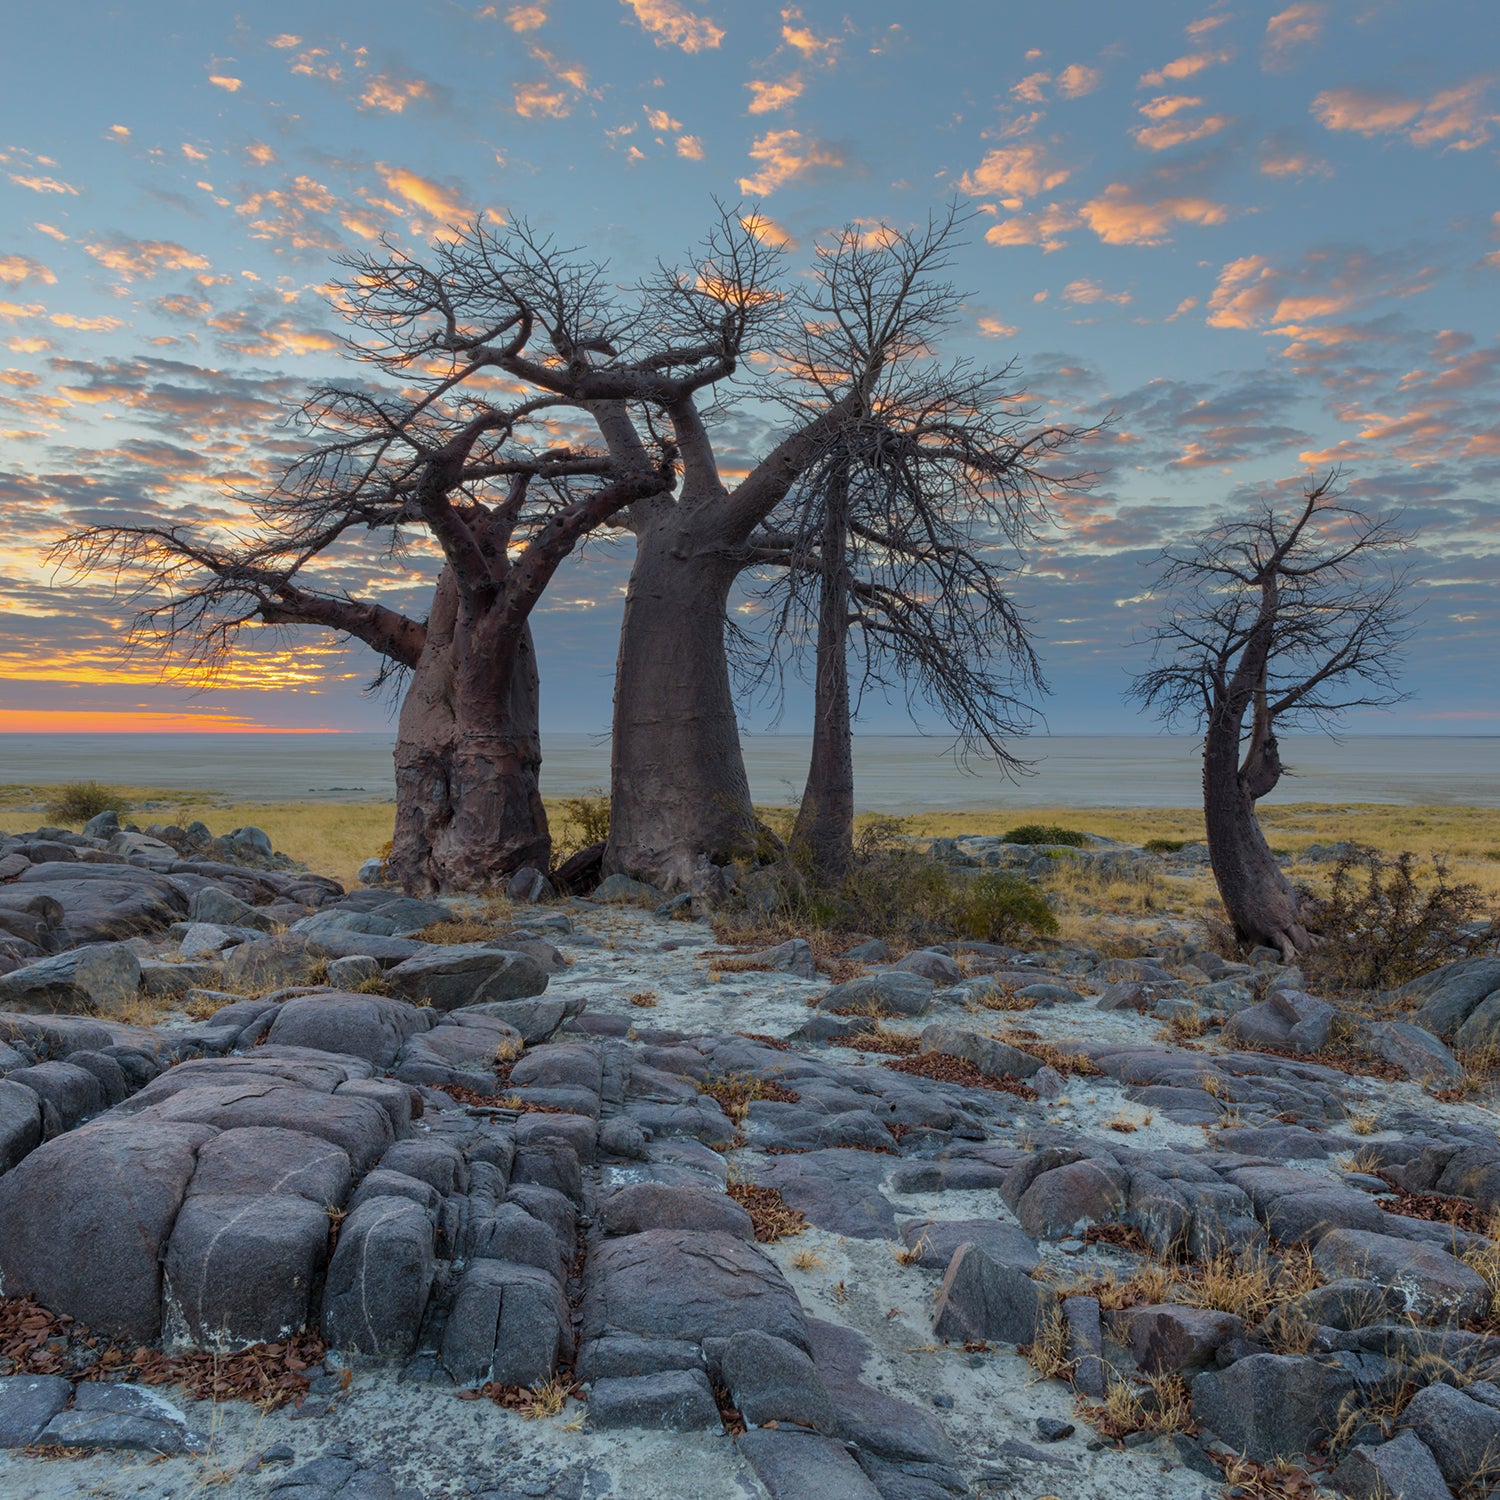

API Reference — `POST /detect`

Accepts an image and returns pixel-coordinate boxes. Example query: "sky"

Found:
[0,0,1496,739]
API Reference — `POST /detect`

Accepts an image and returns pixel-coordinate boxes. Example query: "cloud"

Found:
[645,107,681,131]
[83,237,212,279]
[1012,72,1049,104]
[983,204,1079,253]
[976,314,1019,338]
[360,74,432,112]
[50,313,127,332]
[958,144,1070,202]
[739,212,795,249]
[1312,77,1495,150]
[1138,94,1202,120]
[1056,63,1102,98]
[1206,248,1438,334]
[620,0,724,53]
[1134,113,1231,150]
[1258,138,1332,177]
[375,165,471,223]
[8,174,78,195]
[1063,278,1132,306]
[676,134,705,159]
[1079,183,1229,245]
[747,77,802,114]
[0,256,56,288]
[267,34,300,48]
[781,8,837,60]
[0,302,44,323]
[505,3,548,30]
[514,80,571,117]
[1138,50,1232,88]
[738,129,845,195]
[1263,3,1324,68]
[208,74,243,91]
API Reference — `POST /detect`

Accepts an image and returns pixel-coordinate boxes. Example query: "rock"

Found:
[0,1374,72,1447]
[81,809,120,839]
[267,1455,403,1500]
[357,857,388,887]
[0,1118,218,1341]
[189,886,275,931]
[1107,1304,1243,1374]
[0,943,141,1015]
[739,938,817,980]
[581,1229,808,1353]
[1328,1429,1453,1500]
[0,1079,43,1173]
[37,1382,203,1455]
[720,1329,837,1433]
[898,1218,1040,1273]
[918,1023,1043,1080]
[1399,1380,1500,1488]
[267,992,434,1069]
[1225,989,1339,1054]
[507,866,555,904]
[588,1369,719,1431]
[894,950,963,986]
[384,944,548,1011]
[292,909,400,938]
[815,971,934,1017]
[1016,1160,1126,1240]
[1036,1417,1075,1442]
[1405,956,1500,1037]
[1063,1295,1106,1398]
[230,826,273,857]
[326,955,382,989]
[459,995,580,1045]
[1362,1022,1462,1084]
[1190,1352,1378,1462]
[321,1197,437,1358]
[932,1243,1052,1345]
[738,1429,882,1500]
[600,1183,754,1240]
[11,866,186,944]
[843,938,892,962]
[440,1258,571,1387]
[594,874,664,906]
[1455,992,1500,1051]
[221,934,327,989]
[1313,1228,1490,1324]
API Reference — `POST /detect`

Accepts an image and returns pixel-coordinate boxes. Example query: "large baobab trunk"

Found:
[605,519,761,890]
[791,476,855,884]
[389,571,549,894]
[1202,701,1312,960]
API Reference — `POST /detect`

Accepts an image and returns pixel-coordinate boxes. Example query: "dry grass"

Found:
[697,1072,800,1123]
[412,919,501,945]
[1432,1041,1500,1103]
[890,1234,928,1267]
[1215,1455,1324,1499]
[1077,1371,1194,1441]
[1345,1105,1380,1136]
[962,981,1036,1013]
[1021,1305,1074,1382]
[992,1027,1104,1077]
[101,993,179,1026]
[725,1182,807,1243]
[627,990,658,1008]
[788,1248,827,1271]
[1159,1008,1210,1043]
[1104,1109,1154,1134]
[827,1022,921,1056]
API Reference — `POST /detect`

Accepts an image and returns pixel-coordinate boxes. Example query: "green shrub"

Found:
[1145,837,1191,854]
[43,782,130,825]
[1001,823,1089,848]
[1304,845,1496,993]
[948,872,1059,944]
[553,788,610,863]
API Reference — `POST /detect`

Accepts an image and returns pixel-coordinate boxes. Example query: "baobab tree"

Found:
[1130,476,1412,958]
[744,353,1092,883]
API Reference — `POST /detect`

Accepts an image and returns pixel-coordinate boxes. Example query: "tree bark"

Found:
[604,514,762,890]
[791,474,855,884]
[1202,708,1312,960]
[388,568,549,894]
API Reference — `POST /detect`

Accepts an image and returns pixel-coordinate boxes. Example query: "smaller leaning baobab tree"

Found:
[1129,476,1412,958]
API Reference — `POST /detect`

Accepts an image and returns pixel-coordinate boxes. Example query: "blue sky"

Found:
[1,0,1496,736]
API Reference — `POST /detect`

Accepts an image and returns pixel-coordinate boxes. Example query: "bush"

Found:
[1305,845,1496,992]
[1001,823,1088,848]
[43,782,130,825]
[1145,837,1191,854]
[948,872,1058,944]
[553,787,610,863]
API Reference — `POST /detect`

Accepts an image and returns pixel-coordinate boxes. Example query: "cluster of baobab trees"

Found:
[63,207,1412,961]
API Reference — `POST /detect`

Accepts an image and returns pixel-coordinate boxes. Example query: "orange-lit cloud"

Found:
[375,164,470,222]
[208,73,243,92]
[1079,183,1229,245]
[1313,77,1494,150]
[781,8,837,60]
[1258,141,1331,177]
[1263,3,1324,68]
[1056,63,1102,98]
[1063,278,1132,306]
[267,34,301,48]
[50,313,127,332]
[976,315,1018,338]
[959,144,1070,201]
[360,74,432,112]
[983,204,1079,252]
[1012,72,1049,104]
[505,3,548,30]
[0,710,336,733]
[620,0,724,53]
[1138,50,1232,88]
[83,236,211,280]
[645,107,681,131]
[739,211,795,249]
[515,80,571,117]
[0,301,44,322]
[747,76,802,113]
[1134,112,1231,150]
[675,135,705,160]
[8,173,78,195]
[738,129,844,195]
[0,256,56,287]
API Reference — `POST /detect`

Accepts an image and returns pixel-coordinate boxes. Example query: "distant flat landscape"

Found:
[0,732,1495,809]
